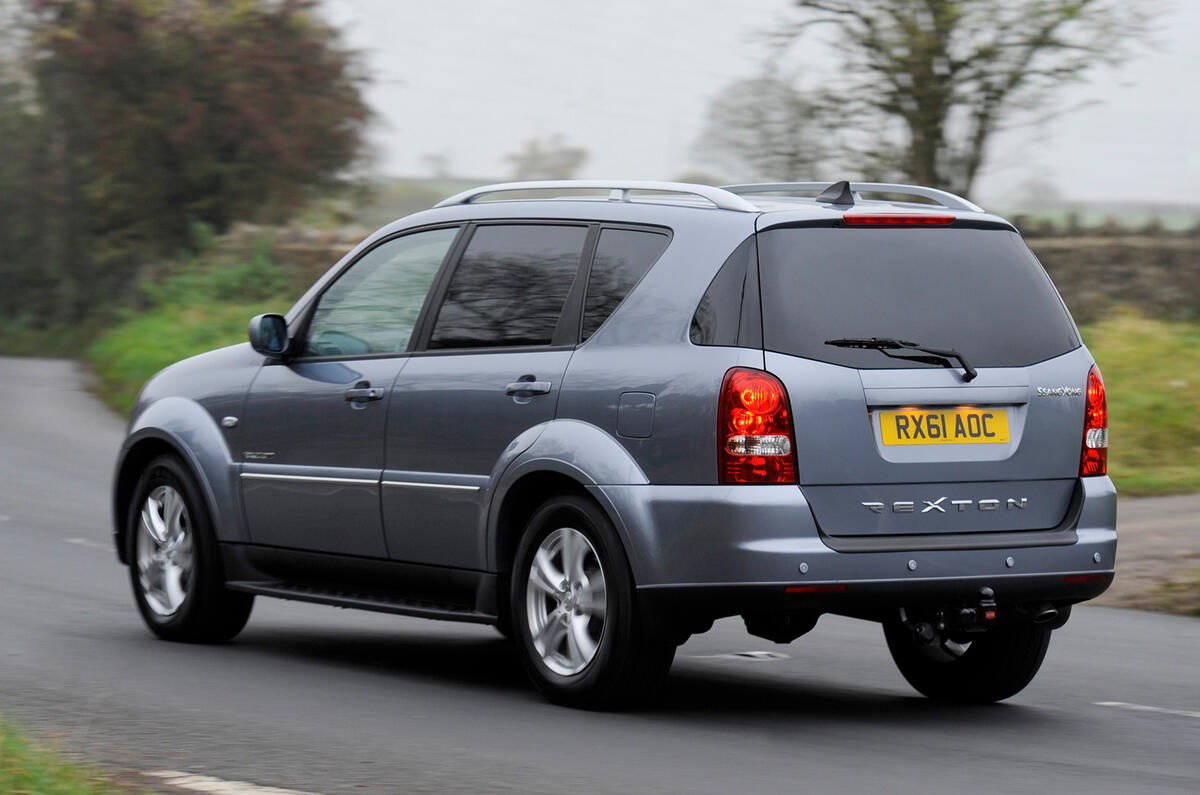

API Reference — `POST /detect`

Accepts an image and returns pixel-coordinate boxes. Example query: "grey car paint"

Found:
[383,347,572,569]
[240,356,409,557]
[113,188,1115,628]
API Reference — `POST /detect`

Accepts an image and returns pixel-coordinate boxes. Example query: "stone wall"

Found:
[1028,234,1200,323]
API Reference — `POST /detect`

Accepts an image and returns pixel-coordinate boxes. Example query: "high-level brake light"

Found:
[719,368,797,484]
[842,213,955,226]
[1080,365,1107,477]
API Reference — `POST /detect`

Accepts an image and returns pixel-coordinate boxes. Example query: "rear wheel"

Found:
[127,455,253,643]
[883,620,1051,703]
[510,495,674,709]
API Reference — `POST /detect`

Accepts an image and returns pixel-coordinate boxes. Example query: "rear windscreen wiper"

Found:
[824,337,978,382]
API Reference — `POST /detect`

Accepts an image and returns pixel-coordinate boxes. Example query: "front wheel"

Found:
[127,455,254,643]
[883,620,1052,703]
[510,495,674,709]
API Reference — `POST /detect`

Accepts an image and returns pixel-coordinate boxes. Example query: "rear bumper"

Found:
[591,476,1116,615]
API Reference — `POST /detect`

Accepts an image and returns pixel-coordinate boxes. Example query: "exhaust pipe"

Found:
[1031,604,1059,624]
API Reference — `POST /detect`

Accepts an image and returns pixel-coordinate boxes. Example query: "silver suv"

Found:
[113,180,1115,708]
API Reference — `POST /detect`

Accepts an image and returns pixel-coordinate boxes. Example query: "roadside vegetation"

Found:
[1078,313,1200,495]
[0,718,130,794]
[86,227,304,415]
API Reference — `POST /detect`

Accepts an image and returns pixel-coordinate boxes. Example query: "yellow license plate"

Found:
[879,408,1010,446]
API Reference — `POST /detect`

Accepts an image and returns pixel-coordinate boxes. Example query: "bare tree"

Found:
[694,73,829,182]
[778,0,1154,196]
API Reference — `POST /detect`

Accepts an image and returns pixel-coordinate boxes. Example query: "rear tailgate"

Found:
[755,221,1090,536]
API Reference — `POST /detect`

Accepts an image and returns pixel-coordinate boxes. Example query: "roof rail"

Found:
[722,182,983,213]
[434,180,759,213]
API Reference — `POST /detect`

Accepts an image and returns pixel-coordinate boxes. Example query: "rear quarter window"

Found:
[756,226,1080,368]
[582,228,669,340]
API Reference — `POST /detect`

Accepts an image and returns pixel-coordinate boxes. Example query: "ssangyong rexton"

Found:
[113,180,1114,708]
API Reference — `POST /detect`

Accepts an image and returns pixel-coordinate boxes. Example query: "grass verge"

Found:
[88,301,283,416]
[84,231,298,415]
[1078,312,1200,495]
[1152,569,1200,617]
[0,717,129,794]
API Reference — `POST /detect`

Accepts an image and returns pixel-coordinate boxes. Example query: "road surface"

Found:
[0,357,1197,793]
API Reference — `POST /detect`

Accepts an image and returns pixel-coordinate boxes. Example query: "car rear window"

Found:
[756,226,1080,369]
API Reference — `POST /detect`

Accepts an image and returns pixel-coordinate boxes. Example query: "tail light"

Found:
[1080,365,1107,477]
[719,368,797,484]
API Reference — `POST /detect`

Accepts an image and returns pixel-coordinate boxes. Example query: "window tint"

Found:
[691,237,755,347]
[757,226,1080,368]
[303,227,457,357]
[582,228,669,340]
[429,224,587,349]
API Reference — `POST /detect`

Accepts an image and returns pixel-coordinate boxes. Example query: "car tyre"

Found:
[883,620,1051,703]
[127,454,253,643]
[510,495,674,709]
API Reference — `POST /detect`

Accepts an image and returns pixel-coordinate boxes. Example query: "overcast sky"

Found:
[325,0,1199,206]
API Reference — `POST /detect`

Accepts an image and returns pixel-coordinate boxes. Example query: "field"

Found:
[1078,312,1200,495]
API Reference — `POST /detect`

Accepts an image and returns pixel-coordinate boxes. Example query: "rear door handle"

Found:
[344,384,385,401]
[505,381,552,396]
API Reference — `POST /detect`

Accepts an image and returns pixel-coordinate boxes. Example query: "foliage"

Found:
[1079,312,1200,496]
[0,0,367,329]
[87,231,298,414]
[89,300,282,414]
[505,134,589,180]
[0,717,128,794]
[761,0,1153,195]
[695,72,827,182]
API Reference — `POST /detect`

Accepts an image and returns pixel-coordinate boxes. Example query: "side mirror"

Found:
[248,313,291,358]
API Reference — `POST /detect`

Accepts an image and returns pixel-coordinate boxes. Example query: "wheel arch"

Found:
[486,419,649,578]
[113,397,242,564]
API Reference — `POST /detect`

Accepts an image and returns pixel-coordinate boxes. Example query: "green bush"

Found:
[87,233,296,414]
[89,301,287,416]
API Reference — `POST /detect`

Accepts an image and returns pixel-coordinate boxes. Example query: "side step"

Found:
[226,581,497,625]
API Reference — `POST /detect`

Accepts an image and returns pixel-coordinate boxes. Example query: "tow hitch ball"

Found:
[905,587,999,646]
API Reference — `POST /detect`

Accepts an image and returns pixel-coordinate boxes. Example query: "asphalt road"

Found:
[1,357,1197,794]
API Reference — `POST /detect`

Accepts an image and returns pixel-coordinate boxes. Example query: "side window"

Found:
[691,236,756,347]
[303,227,458,357]
[581,228,670,340]
[428,224,587,349]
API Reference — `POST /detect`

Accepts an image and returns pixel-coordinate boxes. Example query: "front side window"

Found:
[428,224,587,349]
[302,227,459,357]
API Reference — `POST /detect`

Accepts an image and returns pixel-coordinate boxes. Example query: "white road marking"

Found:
[66,537,109,550]
[689,651,791,661]
[1094,701,1200,720]
[146,771,319,795]
[0,514,10,521]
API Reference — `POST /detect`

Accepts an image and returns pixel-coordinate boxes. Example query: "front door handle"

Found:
[344,382,385,402]
[505,380,552,396]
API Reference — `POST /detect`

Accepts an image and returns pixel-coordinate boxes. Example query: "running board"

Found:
[225,581,497,625]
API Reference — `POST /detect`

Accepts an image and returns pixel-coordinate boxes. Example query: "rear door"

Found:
[755,221,1089,537]
[381,223,590,569]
